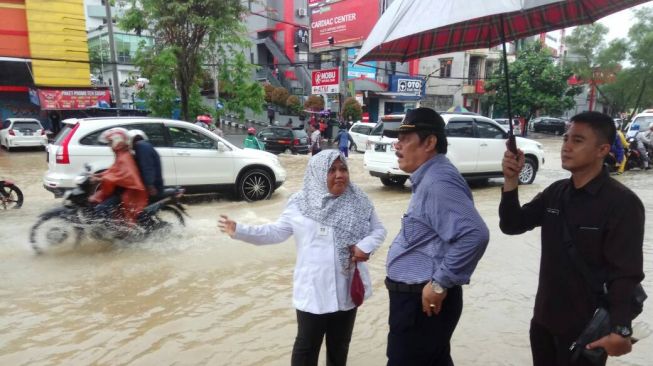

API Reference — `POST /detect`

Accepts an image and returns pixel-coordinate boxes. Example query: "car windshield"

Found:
[12,121,42,131]
[631,116,653,131]
[370,119,403,136]
[293,129,308,138]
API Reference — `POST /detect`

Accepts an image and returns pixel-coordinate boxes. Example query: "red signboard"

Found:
[311,68,340,94]
[34,88,112,110]
[475,80,485,94]
[310,0,378,50]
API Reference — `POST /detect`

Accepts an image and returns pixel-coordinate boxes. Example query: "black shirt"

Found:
[499,168,644,334]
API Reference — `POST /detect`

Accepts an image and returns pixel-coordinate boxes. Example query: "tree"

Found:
[304,95,325,111]
[625,7,653,116]
[120,0,248,121]
[88,42,110,77]
[134,47,178,118]
[218,53,265,119]
[286,95,301,115]
[263,83,275,103]
[484,42,581,120]
[342,97,362,121]
[271,87,290,107]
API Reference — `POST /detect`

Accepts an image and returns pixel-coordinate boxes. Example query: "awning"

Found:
[368,91,421,101]
[30,88,112,110]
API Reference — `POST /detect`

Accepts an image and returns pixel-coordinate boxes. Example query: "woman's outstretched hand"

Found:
[218,214,237,237]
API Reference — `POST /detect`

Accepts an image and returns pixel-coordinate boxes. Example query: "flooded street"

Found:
[1,136,652,366]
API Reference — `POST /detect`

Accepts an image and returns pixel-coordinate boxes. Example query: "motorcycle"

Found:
[0,180,23,210]
[29,164,188,254]
[625,137,647,171]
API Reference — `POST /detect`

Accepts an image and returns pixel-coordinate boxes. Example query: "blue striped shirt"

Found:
[386,154,489,287]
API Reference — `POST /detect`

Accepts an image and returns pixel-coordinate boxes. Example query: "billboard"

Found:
[32,88,111,110]
[310,0,378,50]
[389,75,423,95]
[347,48,376,79]
[312,68,340,94]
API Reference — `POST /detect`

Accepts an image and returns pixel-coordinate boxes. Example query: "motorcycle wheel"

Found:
[1,184,23,209]
[30,216,82,254]
[150,206,185,235]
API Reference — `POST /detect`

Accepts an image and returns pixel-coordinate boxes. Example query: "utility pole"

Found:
[104,0,122,109]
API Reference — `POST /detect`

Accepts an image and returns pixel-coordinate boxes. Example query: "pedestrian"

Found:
[613,128,629,174]
[499,111,645,366]
[383,108,490,365]
[333,125,354,158]
[243,127,263,150]
[267,105,276,125]
[519,115,527,137]
[219,150,386,366]
[309,124,321,155]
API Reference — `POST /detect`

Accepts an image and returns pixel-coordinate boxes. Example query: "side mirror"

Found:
[216,141,227,152]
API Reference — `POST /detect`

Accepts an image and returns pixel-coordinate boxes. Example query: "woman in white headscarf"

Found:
[219,150,386,366]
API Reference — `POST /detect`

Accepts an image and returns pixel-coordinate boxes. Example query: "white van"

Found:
[626,111,653,138]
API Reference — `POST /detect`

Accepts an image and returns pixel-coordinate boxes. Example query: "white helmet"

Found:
[98,127,130,149]
[128,129,148,144]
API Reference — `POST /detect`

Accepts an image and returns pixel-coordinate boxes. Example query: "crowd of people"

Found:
[217,108,645,366]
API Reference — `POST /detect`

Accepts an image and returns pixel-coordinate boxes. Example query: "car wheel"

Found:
[380,176,408,187]
[239,168,273,202]
[518,157,537,185]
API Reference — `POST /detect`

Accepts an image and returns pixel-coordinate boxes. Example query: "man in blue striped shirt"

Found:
[383,108,490,366]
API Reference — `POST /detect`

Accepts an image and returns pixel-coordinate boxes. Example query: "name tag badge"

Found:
[318,225,328,236]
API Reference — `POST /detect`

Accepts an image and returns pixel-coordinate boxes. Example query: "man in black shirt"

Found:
[499,111,644,366]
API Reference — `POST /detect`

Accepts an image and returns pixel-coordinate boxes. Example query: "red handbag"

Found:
[350,263,365,307]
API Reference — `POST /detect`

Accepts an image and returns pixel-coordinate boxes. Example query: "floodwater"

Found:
[1,136,651,365]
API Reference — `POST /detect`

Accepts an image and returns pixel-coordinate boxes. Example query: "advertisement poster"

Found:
[34,89,112,110]
[310,0,379,50]
[347,48,376,79]
[311,68,340,94]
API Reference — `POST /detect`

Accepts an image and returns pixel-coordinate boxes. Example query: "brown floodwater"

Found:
[0,137,651,365]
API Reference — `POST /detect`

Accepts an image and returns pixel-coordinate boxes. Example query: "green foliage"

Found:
[342,97,362,121]
[271,87,290,107]
[304,95,325,111]
[218,52,264,119]
[134,47,178,118]
[485,42,580,119]
[119,0,247,121]
[286,95,301,115]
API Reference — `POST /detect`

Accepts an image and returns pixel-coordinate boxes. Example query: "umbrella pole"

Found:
[499,14,517,153]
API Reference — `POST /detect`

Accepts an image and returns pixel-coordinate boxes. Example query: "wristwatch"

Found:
[612,325,633,338]
[431,281,446,294]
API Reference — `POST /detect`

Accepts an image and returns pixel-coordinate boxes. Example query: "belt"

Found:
[385,277,428,293]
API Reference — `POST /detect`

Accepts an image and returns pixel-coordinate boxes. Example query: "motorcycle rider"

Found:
[89,127,148,225]
[243,127,264,150]
[128,129,164,200]
[631,124,650,169]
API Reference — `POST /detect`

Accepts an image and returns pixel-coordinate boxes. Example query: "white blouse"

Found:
[234,200,387,314]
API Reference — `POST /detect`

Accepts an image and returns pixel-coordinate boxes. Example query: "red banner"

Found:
[310,0,378,50]
[311,68,340,94]
[35,88,111,110]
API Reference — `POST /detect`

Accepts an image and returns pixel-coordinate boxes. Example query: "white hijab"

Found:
[290,150,374,270]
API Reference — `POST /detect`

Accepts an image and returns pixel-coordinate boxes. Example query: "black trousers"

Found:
[291,308,357,366]
[530,320,607,366]
[386,285,463,366]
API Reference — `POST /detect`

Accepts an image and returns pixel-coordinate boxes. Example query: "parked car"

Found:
[530,116,567,135]
[43,117,286,201]
[257,127,309,154]
[364,114,545,186]
[348,122,376,152]
[626,111,653,138]
[493,118,521,135]
[1,118,48,151]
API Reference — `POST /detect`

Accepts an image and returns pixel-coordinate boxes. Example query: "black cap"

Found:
[383,108,445,138]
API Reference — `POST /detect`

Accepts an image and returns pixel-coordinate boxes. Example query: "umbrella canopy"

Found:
[356,0,650,63]
[447,105,470,113]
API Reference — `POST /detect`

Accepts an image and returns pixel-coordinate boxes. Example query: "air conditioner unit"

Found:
[297,8,307,17]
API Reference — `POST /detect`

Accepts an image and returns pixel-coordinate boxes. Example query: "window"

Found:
[168,127,216,149]
[445,120,474,137]
[80,128,110,146]
[2,120,10,129]
[128,123,167,147]
[476,121,505,139]
[439,59,452,78]
[468,57,481,85]
[276,128,293,138]
[352,125,372,135]
[258,129,276,139]
[12,121,42,131]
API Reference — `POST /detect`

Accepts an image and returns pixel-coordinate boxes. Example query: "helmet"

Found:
[128,129,148,144]
[247,127,256,134]
[98,127,129,149]
[197,115,212,123]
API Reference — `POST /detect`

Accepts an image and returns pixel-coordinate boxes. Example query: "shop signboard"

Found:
[310,0,378,50]
[33,88,112,110]
[311,68,340,94]
[389,75,423,95]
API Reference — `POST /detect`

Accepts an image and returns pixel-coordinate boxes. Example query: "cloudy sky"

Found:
[596,2,651,42]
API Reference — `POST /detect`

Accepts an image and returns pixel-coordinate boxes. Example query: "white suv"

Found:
[364,113,545,186]
[43,117,286,201]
